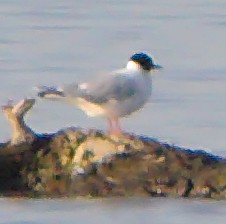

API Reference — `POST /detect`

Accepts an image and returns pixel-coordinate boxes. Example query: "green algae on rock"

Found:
[0,99,226,199]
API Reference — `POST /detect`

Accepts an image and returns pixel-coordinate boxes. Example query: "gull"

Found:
[37,52,162,134]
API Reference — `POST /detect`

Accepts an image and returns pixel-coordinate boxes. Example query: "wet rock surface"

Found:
[0,99,226,199]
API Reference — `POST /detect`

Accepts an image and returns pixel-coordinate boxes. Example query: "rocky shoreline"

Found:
[0,99,226,199]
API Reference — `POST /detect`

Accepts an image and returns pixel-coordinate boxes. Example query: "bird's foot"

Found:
[107,128,124,136]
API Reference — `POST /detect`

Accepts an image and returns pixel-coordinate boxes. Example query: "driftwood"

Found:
[0,99,226,199]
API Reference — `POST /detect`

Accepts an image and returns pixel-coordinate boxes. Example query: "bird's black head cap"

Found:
[130,52,155,71]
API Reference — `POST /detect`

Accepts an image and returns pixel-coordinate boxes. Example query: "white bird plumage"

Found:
[37,52,162,134]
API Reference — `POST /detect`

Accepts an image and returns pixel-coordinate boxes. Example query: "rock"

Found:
[0,99,226,199]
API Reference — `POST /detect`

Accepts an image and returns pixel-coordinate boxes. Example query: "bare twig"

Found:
[2,99,36,145]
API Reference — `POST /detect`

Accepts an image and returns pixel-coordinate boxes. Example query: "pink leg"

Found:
[107,117,122,135]
[113,117,122,134]
[107,118,114,133]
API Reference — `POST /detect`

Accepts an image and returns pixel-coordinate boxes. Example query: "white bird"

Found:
[37,52,162,134]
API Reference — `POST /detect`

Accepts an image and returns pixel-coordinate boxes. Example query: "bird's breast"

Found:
[138,75,152,98]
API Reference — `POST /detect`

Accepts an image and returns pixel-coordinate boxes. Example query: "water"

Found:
[0,198,226,224]
[1,0,226,153]
[0,0,226,222]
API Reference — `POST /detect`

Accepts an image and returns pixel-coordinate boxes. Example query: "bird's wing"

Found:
[63,71,138,105]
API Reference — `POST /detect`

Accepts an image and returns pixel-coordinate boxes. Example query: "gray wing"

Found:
[64,73,138,105]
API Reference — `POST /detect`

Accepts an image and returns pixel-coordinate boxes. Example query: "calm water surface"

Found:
[0,0,226,153]
[0,0,226,222]
[0,198,226,224]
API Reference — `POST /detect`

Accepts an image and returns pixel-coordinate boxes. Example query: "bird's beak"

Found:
[152,64,163,71]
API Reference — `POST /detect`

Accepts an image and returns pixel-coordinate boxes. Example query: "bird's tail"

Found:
[36,86,65,100]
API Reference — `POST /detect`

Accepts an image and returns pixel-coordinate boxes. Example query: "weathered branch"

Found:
[0,98,226,199]
[2,99,36,146]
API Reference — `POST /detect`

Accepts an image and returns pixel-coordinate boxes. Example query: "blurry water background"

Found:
[0,198,226,224]
[0,0,226,223]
